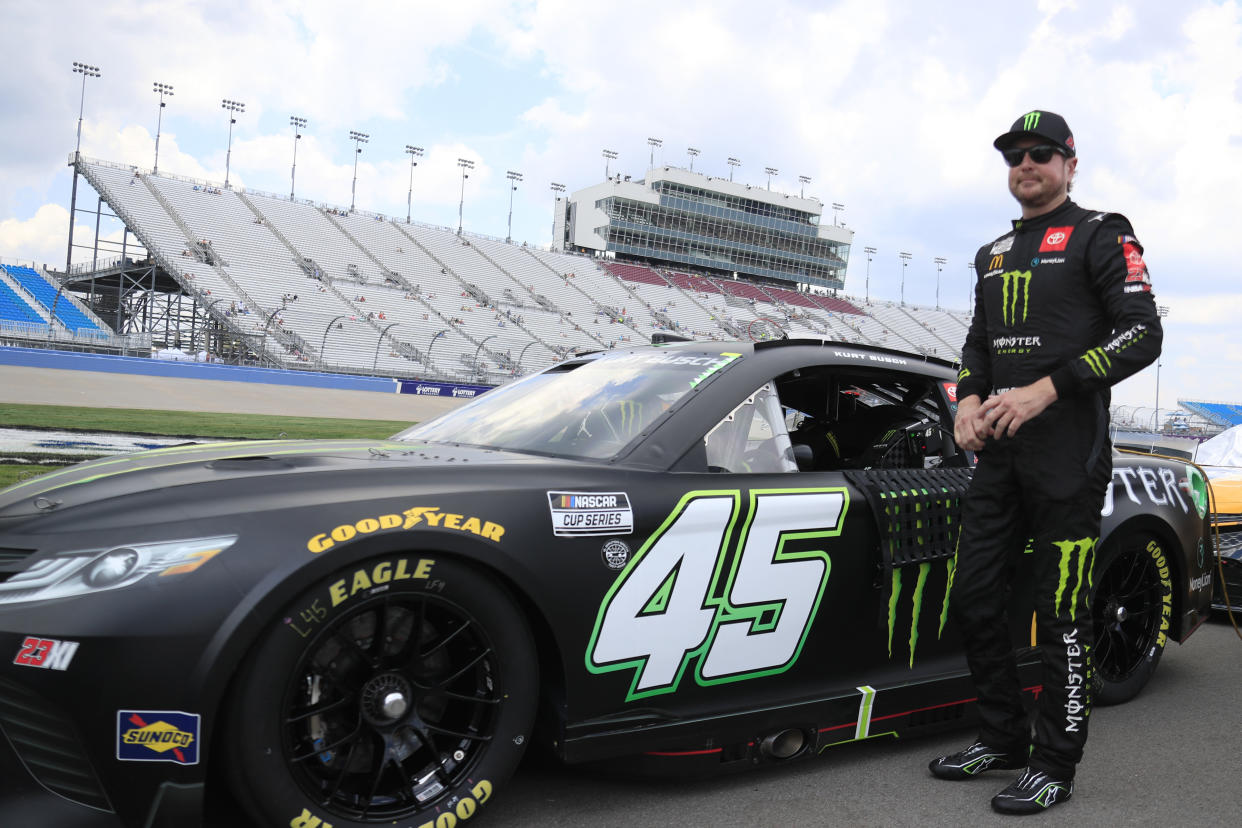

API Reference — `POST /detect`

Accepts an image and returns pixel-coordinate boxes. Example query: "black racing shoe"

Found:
[991,768,1073,814]
[928,741,1028,780]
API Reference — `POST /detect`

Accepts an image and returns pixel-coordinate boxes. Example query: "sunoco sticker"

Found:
[547,491,633,537]
[117,710,200,765]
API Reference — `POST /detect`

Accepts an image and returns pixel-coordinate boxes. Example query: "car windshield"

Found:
[395,348,742,459]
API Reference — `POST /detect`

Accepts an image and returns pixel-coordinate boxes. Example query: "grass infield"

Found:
[0,403,416,489]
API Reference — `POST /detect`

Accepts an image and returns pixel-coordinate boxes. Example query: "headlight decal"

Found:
[0,536,236,606]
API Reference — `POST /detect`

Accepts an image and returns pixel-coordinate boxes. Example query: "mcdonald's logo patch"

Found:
[990,255,1004,270]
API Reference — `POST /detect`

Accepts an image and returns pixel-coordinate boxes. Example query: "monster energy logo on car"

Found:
[1023,111,1042,131]
[886,558,955,668]
[1052,537,1096,620]
[1080,348,1111,378]
[1000,270,1032,326]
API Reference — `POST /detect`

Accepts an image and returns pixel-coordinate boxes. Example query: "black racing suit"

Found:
[953,198,1162,780]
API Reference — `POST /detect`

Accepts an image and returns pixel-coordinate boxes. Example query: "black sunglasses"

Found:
[1001,144,1067,167]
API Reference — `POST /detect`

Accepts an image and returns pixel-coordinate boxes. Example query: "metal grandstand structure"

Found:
[29,154,974,385]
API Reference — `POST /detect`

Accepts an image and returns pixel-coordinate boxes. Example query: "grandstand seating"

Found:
[68,157,980,381]
[0,275,45,326]
[1179,400,1242,428]
[0,264,100,333]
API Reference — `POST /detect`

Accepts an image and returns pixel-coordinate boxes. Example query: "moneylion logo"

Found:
[1023,111,1042,131]
[1000,270,1032,326]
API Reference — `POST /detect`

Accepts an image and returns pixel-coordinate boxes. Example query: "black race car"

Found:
[0,339,1211,827]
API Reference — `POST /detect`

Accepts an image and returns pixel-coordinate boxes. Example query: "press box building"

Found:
[553,166,853,292]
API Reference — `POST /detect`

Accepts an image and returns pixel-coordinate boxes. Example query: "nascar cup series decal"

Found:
[116,710,200,765]
[548,491,633,537]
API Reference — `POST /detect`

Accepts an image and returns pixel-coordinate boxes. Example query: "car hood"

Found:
[0,438,562,525]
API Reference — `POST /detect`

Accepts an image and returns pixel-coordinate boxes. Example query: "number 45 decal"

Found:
[586,488,848,702]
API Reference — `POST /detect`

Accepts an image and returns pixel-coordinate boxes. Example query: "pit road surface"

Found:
[495,619,1238,827]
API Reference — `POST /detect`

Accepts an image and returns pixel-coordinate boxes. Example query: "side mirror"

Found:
[791,443,814,471]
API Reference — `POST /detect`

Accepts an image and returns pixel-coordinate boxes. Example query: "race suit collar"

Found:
[1011,198,1076,232]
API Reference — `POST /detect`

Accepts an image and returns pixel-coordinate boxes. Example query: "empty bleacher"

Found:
[65,156,980,382]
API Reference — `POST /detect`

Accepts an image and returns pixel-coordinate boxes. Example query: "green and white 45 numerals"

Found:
[587,488,848,701]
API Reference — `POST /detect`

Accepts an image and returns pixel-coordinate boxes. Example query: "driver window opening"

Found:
[692,367,963,474]
[778,367,961,472]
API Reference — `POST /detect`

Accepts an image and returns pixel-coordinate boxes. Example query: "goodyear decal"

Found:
[548,491,633,537]
[308,507,504,553]
[117,710,200,765]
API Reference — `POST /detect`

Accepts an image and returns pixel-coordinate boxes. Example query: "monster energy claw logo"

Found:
[1000,270,1032,327]
[1052,537,1095,620]
[1023,111,1042,131]
[886,558,955,668]
[1080,347,1111,378]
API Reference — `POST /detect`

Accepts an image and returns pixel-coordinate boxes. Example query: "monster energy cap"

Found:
[993,110,1076,157]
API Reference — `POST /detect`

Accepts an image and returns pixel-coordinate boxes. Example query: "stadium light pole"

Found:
[863,246,876,304]
[765,167,778,191]
[687,147,700,172]
[798,175,811,198]
[221,99,245,189]
[349,130,369,211]
[66,61,101,278]
[549,182,566,247]
[151,82,173,174]
[456,158,474,235]
[602,148,617,179]
[1155,304,1170,416]
[473,334,498,378]
[373,321,400,372]
[404,145,423,223]
[832,202,845,226]
[505,170,523,242]
[289,116,306,199]
[898,251,911,306]
[426,327,450,366]
[727,157,741,182]
[320,314,348,365]
[966,262,976,309]
[517,340,539,374]
[934,257,947,310]
[647,137,662,169]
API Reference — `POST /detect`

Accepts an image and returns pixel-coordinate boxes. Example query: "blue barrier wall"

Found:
[0,346,500,399]
[0,346,398,393]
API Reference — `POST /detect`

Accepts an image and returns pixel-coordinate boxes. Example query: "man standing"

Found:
[928,110,1162,814]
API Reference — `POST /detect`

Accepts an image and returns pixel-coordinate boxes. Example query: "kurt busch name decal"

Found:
[548,491,633,536]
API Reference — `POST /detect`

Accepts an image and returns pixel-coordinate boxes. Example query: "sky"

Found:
[0,0,1238,416]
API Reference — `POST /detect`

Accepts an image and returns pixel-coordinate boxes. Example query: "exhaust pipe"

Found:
[759,728,806,760]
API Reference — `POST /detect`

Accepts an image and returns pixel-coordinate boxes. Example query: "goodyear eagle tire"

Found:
[226,554,537,827]
[1091,534,1174,706]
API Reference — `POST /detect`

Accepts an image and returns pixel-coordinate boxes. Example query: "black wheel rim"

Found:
[281,592,501,822]
[1092,545,1162,684]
